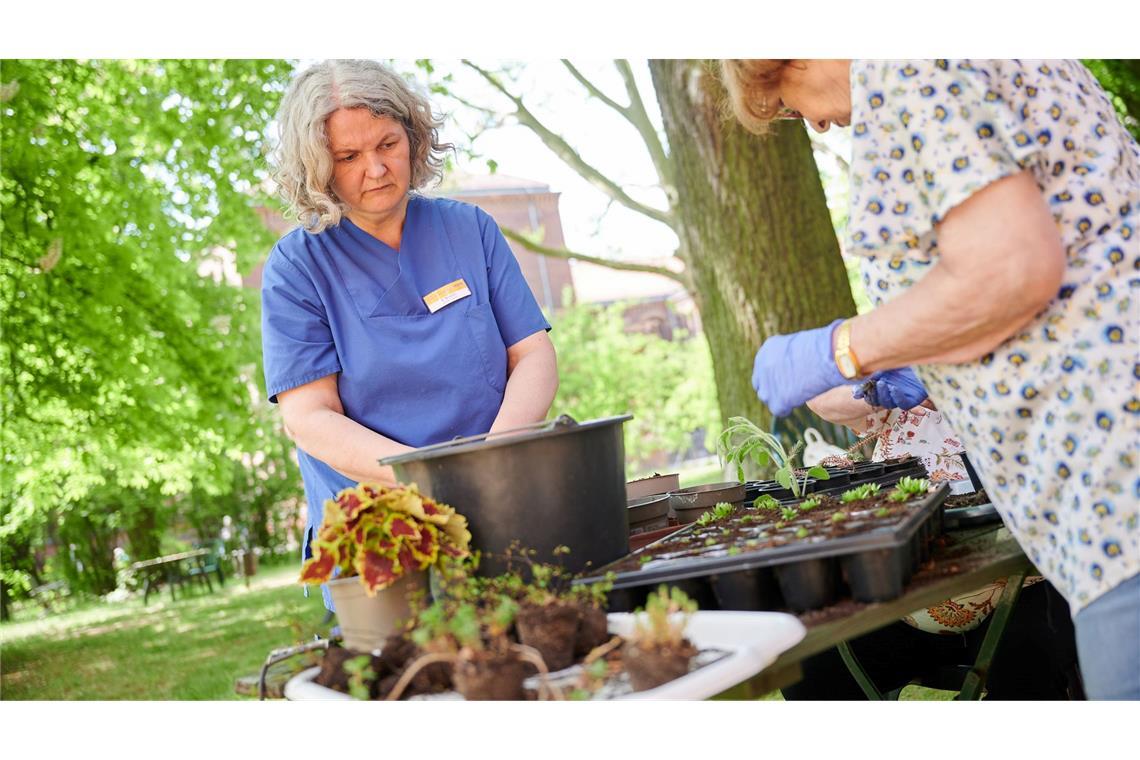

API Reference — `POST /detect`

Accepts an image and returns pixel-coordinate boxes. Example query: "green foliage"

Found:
[752,494,779,511]
[344,655,376,700]
[0,60,301,607]
[694,501,734,527]
[888,476,930,503]
[831,512,847,523]
[840,483,881,503]
[548,297,720,467]
[799,497,821,511]
[794,526,810,539]
[717,416,829,498]
[631,585,697,649]
[1083,59,1140,142]
[779,506,799,521]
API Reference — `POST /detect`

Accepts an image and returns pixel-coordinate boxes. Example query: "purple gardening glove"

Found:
[752,319,847,417]
[852,367,929,410]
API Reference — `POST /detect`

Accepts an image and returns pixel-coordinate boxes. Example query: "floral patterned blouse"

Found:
[847,59,1139,614]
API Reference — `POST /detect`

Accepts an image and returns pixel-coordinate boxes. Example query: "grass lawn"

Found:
[1,562,329,700]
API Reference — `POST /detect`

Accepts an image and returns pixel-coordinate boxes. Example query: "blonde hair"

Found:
[272,59,453,232]
[719,59,794,135]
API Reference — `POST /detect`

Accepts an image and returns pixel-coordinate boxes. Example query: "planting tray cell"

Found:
[577,475,950,614]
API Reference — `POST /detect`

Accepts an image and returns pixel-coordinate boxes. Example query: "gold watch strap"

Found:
[834,319,863,379]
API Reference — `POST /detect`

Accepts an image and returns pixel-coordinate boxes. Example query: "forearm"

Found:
[489,347,558,434]
[849,171,1066,372]
[287,408,413,485]
[849,255,1055,372]
[807,385,876,433]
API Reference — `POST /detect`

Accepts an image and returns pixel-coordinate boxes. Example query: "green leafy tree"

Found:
[0,59,298,612]
[548,298,720,470]
[1084,59,1140,141]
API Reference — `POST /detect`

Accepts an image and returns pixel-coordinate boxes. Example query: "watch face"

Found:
[837,355,857,379]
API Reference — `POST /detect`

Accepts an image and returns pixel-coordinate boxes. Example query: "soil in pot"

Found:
[574,603,611,657]
[516,601,580,671]
[374,634,452,699]
[452,649,529,700]
[622,639,698,692]
[944,489,990,509]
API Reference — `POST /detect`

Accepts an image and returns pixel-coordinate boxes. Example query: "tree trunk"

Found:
[648,60,856,432]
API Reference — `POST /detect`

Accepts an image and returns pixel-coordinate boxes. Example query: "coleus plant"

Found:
[717,416,829,499]
[299,483,471,595]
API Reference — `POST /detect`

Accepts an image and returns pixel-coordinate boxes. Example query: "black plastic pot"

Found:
[628,494,671,534]
[668,482,746,524]
[381,415,632,576]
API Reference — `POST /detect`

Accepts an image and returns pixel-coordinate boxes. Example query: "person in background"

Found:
[261,60,558,609]
[722,58,1138,699]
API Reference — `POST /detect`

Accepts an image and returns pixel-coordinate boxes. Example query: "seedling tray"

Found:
[743,456,926,504]
[577,479,950,614]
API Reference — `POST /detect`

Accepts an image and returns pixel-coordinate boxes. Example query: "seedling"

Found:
[343,655,376,701]
[717,416,830,498]
[888,476,931,503]
[795,526,810,539]
[874,507,890,518]
[780,506,800,521]
[695,501,735,527]
[799,497,821,511]
[840,483,881,503]
[631,586,698,649]
[831,512,847,523]
[726,546,741,556]
[753,494,780,511]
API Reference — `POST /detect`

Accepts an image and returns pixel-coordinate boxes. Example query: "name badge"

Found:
[422,278,472,313]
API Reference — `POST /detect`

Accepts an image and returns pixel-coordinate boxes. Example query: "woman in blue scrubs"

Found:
[261,60,558,607]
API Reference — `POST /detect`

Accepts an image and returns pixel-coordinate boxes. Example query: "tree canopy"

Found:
[0,60,299,605]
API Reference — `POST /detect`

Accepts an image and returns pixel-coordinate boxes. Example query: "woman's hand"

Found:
[752,318,847,417]
[852,368,930,410]
[277,374,413,485]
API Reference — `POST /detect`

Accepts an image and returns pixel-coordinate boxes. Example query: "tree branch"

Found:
[560,60,627,115]
[462,60,675,230]
[614,59,673,188]
[499,225,689,287]
[810,136,850,175]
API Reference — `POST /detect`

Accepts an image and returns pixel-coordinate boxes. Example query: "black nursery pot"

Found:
[381,415,632,576]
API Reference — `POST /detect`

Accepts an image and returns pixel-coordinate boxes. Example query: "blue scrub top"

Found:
[260,195,550,607]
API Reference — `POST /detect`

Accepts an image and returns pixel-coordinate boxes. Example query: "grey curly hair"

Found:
[272,59,453,232]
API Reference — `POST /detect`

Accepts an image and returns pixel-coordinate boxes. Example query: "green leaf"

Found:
[808,466,829,480]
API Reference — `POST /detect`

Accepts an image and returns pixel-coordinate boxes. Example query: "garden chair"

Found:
[187,540,225,590]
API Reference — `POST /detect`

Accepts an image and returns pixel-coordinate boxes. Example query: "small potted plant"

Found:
[298,482,471,653]
[512,546,583,672]
[622,585,699,691]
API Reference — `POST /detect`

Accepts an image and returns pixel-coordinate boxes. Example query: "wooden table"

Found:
[130,548,215,604]
[715,524,1033,699]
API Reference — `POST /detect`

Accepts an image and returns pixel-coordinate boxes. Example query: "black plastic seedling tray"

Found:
[743,457,926,504]
[577,477,950,614]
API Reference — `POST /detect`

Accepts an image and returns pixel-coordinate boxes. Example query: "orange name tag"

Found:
[422,278,472,313]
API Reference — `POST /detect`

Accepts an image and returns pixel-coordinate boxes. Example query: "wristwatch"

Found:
[833,319,863,380]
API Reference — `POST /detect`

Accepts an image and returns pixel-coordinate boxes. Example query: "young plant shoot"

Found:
[716,416,830,498]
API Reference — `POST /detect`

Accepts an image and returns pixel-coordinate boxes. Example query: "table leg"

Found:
[142,571,153,605]
[957,569,1027,701]
[165,565,177,602]
[837,641,886,700]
